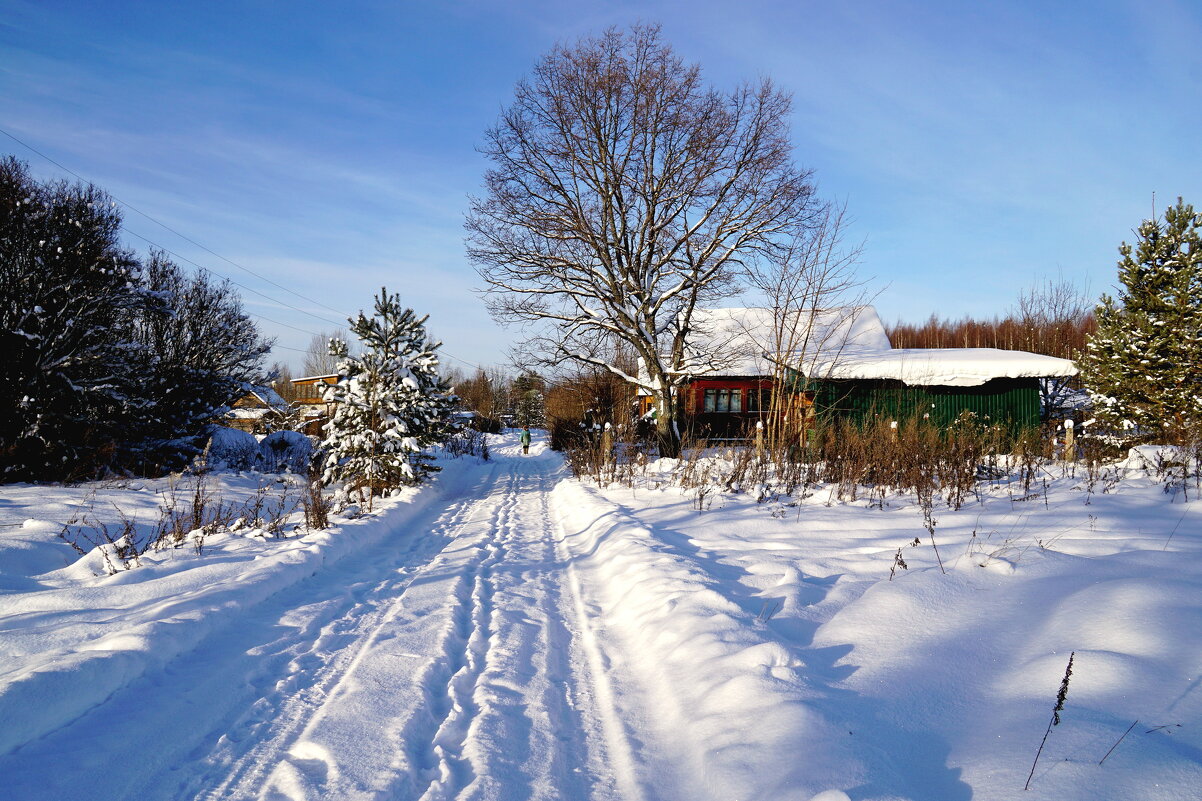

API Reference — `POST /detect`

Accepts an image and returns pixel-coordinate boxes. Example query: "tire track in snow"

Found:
[442,464,600,800]
[19,449,653,801]
[407,467,515,800]
[527,468,631,800]
[403,456,632,801]
[193,466,501,801]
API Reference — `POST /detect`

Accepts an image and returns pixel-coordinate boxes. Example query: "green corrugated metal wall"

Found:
[793,376,1042,430]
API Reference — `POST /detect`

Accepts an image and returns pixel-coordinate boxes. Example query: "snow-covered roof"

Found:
[821,347,1077,387]
[227,408,268,420]
[680,306,892,378]
[677,306,1077,386]
[248,386,289,409]
[293,374,339,383]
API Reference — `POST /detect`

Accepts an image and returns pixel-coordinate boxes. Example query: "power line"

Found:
[0,126,355,349]
[439,350,486,370]
[1,126,501,370]
[0,125,351,327]
[118,227,330,337]
[437,346,515,375]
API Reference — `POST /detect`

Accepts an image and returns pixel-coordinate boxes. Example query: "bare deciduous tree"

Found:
[1013,278,1094,417]
[467,24,820,456]
[453,366,513,420]
[743,200,871,451]
[302,330,348,378]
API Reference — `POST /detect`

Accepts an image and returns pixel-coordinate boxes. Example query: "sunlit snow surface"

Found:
[0,435,1199,800]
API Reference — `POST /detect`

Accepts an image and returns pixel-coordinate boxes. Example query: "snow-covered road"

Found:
[4,436,1201,801]
[1,440,642,800]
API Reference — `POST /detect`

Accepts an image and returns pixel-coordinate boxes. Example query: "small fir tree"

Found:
[513,371,546,428]
[320,289,455,505]
[1080,198,1202,443]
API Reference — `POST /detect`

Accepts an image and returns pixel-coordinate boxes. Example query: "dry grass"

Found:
[58,474,304,574]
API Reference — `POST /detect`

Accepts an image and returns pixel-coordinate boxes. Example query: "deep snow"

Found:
[0,434,1199,800]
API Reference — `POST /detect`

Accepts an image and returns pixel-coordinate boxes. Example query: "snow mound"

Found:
[1118,444,1189,473]
[260,430,313,473]
[552,478,862,799]
[205,426,262,471]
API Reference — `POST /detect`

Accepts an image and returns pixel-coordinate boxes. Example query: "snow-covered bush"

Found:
[130,254,271,472]
[0,157,148,481]
[259,430,313,474]
[0,157,270,482]
[444,428,491,461]
[205,427,262,472]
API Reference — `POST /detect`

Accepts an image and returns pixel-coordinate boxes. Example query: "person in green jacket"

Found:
[520,426,531,455]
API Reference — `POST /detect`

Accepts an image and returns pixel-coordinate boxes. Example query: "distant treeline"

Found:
[885,280,1096,360]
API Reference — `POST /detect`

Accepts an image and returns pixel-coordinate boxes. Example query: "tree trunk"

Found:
[655,390,682,458]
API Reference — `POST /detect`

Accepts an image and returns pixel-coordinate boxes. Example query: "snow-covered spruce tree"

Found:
[320,289,455,505]
[129,252,272,473]
[1079,198,1202,444]
[0,157,150,481]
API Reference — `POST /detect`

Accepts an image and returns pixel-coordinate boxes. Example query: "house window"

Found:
[703,388,742,413]
[746,387,768,412]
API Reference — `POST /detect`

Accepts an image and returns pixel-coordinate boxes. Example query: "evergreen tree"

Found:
[320,289,455,504]
[513,372,546,428]
[0,157,149,480]
[1080,198,1202,443]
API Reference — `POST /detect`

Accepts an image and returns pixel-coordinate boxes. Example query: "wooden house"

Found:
[641,306,1077,441]
[291,374,340,436]
[226,386,291,434]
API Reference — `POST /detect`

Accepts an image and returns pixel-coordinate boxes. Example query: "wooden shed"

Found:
[291,374,340,436]
[226,386,291,434]
[655,307,1076,441]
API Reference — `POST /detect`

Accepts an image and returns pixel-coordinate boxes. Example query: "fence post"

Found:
[890,420,898,442]
[755,419,764,459]
[1063,419,1075,461]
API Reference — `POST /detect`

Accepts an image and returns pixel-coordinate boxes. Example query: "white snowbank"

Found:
[552,479,863,799]
[571,451,1202,800]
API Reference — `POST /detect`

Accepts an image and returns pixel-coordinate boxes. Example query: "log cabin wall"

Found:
[682,377,774,440]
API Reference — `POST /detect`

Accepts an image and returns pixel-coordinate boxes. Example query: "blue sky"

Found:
[2,0,1199,373]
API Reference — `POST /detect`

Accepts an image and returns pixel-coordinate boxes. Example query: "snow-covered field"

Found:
[1,434,1199,800]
